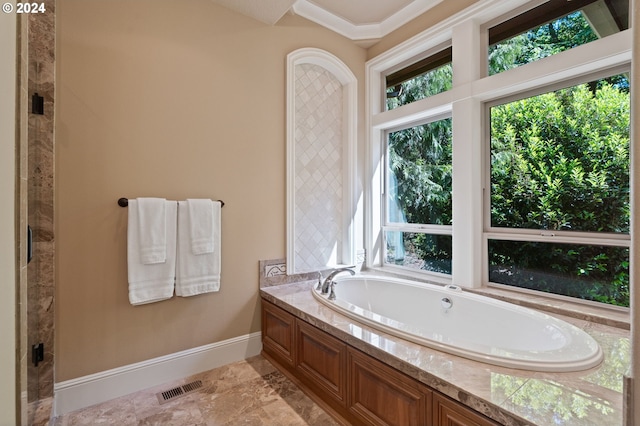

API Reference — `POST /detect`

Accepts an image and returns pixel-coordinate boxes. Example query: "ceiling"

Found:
[210,0,444,42]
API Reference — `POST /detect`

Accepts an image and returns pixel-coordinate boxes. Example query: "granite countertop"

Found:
[260,281,630,426]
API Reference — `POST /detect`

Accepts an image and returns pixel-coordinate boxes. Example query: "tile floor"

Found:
[47,355,340,425]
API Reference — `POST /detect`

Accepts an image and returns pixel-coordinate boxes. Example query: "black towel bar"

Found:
[118,197,224,207]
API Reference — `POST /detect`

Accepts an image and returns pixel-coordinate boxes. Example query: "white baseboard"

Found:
[53,332,262,416]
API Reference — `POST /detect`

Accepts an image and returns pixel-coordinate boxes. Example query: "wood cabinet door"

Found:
[261,301,295,368]
[348,348,432,426]
[261,299,502,426]
[433,393,500,426]
[296,319,347,406]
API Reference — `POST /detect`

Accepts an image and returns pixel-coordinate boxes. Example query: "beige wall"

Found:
[54,0,490,385]
[55,0,366,381]
[1,7,17,426]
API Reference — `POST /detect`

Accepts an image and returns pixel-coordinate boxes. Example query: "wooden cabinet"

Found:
[433,393,500,426]
[349,348,432,426]
[261,299,501,426]
[262,301,295,369]
[296,320,347,406]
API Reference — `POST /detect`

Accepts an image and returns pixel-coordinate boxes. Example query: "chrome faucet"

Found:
[321,267,355,300]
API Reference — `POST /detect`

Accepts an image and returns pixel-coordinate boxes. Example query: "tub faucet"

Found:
[321,267,355,300]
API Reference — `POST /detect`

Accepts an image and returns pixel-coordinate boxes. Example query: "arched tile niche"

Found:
[286,48,357,274]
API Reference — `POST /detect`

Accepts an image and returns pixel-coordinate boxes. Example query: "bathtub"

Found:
[311,275,603,372]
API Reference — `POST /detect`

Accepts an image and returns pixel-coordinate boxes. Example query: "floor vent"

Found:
[156,380,203,405]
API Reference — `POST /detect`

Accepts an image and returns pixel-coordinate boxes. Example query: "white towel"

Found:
[127,199,177,305]
[176,200,221,296]
[187,199,215,254]
[136,198,167,264]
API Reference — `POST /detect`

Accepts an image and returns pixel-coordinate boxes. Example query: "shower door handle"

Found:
[27,225,33,264]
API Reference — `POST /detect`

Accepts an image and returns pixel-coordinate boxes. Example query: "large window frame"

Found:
[365,0,632,300]
[382,114,453,280]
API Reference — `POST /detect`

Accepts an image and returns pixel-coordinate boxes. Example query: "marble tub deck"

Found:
[261,281,631,426]
[50,356,339,425]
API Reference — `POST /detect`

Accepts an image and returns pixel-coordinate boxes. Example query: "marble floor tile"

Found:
[54,394,138,426]
[51,355,337,426]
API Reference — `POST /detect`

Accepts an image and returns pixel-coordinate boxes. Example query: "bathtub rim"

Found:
[312,274,604,373]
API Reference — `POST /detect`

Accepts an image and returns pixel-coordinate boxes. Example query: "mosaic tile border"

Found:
[259,259,320,288]
[258,251,366,289]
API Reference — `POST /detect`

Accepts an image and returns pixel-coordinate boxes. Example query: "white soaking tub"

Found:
[312,275,603,372]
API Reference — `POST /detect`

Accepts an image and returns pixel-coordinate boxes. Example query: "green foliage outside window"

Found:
[489,81,630,306]
[386,64,452,110]
[489,11,598,75]
[491,83,630,234]
[387,119,453,273]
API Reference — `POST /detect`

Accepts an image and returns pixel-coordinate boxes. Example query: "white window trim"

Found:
[365,0,632,290]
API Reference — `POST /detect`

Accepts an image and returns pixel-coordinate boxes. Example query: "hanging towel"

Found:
[136,197,167,264]
[187,199,215,255]
[127,199,177,305]
[176,200,221,296]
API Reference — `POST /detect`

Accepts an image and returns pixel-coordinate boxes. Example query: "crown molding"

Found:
[292,0,444,40]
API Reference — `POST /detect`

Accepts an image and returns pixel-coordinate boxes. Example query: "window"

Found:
[490,75,630,234]
[488,73,630,306]
[488,0,629,75]
[385,47,452,110]
[384,119,453,274]
[488,240,629,305]
[386,232,452,273]
[366,0,632,306]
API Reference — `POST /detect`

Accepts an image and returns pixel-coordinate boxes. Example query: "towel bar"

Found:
[118,197,224,207]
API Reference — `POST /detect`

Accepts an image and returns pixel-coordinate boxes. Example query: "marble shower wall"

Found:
[17,11,29,423]
[25,0,56,402]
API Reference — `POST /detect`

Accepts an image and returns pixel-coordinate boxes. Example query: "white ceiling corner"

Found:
[210,0,296,25]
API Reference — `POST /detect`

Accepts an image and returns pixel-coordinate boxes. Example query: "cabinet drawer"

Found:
[262,301,295,368]
[349,348,432,426]
[296,319,347,405]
